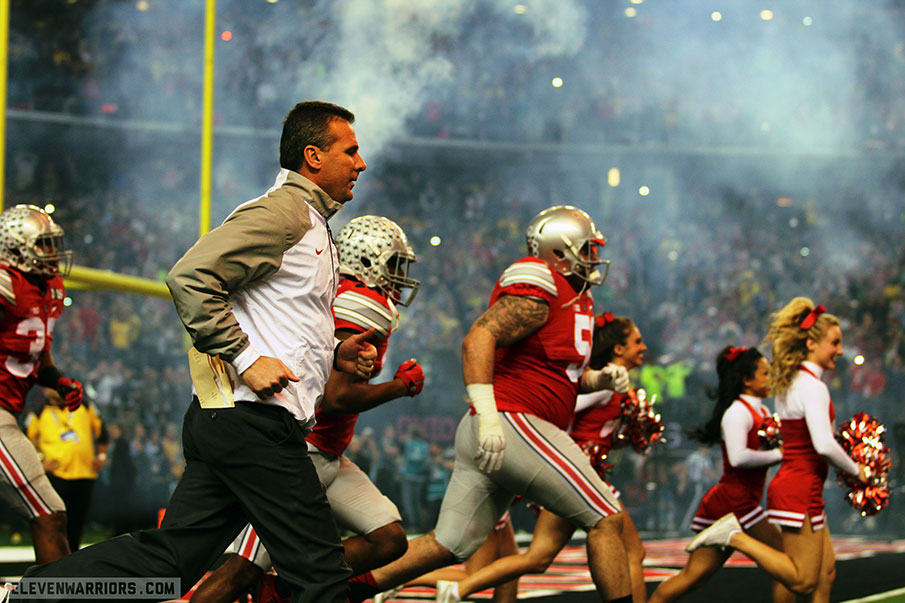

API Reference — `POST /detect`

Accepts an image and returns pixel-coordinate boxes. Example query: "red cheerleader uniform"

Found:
[691,395,782,532]
[767,362,859,530]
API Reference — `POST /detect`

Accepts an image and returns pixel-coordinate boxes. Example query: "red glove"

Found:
[394,359,424,397]
[56,377,83,411]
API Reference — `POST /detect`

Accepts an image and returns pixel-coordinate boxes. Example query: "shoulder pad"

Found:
[333,284,395,337]
[499,259,557,296]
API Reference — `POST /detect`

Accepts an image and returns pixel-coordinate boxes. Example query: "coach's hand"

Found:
[242,357,299,399]
[336,329,378,379]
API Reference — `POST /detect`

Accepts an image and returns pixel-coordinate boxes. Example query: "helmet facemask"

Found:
[31,230,73,277]
[367,247,420,307]
[556,233,609,286]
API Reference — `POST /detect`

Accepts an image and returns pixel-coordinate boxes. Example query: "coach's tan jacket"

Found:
[166,169,343,422]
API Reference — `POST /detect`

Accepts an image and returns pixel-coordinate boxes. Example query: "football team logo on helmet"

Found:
[526,205,609,286]
[336,216,420,306]
[0,204,73,277]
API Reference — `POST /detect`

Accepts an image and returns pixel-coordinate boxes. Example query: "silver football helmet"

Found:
[0,205,72,277]
[526,205,609,286]
[336,216,420,306]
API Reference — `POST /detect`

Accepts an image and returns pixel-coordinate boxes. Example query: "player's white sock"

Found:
[436,580,461,603]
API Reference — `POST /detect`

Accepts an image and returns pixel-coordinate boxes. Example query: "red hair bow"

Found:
[799,304,826,330]
[724,347,747,362]
[595,312,615,329]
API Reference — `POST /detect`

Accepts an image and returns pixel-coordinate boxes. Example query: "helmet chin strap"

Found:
[560,272,591,308]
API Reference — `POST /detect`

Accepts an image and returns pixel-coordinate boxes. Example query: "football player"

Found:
[189,215,423,603]
[355,206,635,603]
[429,315,651,603]
[0,205,81,564]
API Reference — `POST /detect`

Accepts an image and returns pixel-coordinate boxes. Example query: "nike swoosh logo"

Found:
[315,248,324,255]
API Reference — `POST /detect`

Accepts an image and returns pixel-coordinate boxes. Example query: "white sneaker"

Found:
[373,586,402,603]
[685,512,742,552]
[0,583,14,602]
[436,580,461,603]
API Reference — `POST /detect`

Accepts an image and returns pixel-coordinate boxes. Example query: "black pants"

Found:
[46,475,94,551]
[18,399,350,603]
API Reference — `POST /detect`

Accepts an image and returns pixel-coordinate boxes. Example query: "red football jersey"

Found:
[570,390,626,455]
[491,257,594,430]
[306,277,394,457]
[0,266,65,414]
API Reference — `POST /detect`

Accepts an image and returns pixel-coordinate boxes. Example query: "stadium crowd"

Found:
[11,0,905,150]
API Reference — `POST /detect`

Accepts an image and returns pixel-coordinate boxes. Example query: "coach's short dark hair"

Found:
[280,101,355,171]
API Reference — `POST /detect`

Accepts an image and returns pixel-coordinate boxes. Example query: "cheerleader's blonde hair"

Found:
[763,297,840,395]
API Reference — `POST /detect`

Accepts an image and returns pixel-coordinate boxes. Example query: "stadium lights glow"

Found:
[267,0,279,3]
[788,217,799,228]
[63,297,73,307]
[800,247,810,257]
[625,7,637,17]
[711,11,722,21]
[638,185,650,196]
[44,204,56,214]
[552,77,564,88]
[513,4,526,14]
[136,0,149,10]
[221,31,233,41]
[760,9,774,21]
[430,236,442,247]
[630,0,644,4]
[668,250,679,262]
[853,354,865,366]
[607,167,621,187]
[802,16,813,26]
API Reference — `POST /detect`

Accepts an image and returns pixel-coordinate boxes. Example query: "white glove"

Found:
[467,383,506,473]
[580,363,630,394]
[603,363,630,394]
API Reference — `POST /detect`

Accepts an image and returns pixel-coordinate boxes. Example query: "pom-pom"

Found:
[579,440,613,480]
[758,414,783,450]
[834,412,892,516]
[615,388,666,454]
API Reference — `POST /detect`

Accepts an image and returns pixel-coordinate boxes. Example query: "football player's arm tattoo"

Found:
[474,295,549,347]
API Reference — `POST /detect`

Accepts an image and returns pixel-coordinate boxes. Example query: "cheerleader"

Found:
[679,298,867,602]
[431,314,648,603]
[648,346,793,602]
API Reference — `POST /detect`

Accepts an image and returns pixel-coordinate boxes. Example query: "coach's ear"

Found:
[302,144,322,171]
